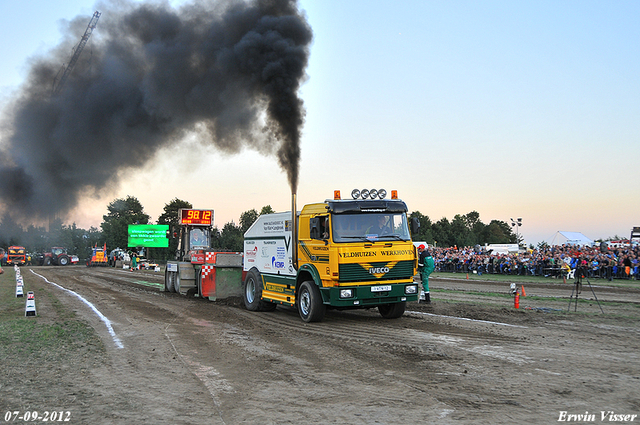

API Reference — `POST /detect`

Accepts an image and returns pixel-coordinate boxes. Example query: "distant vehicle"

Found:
[35,247,79,266]
[87,244,108,267]
[6,246,27,266]
[108,248,126,267]
[137,257,159,270]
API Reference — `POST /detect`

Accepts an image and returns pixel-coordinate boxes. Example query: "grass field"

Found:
[0,267,105,410]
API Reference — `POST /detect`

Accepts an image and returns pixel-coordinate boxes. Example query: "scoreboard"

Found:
[179,209,213,226]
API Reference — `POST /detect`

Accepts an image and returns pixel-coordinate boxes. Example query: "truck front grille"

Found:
[338,260,414,283]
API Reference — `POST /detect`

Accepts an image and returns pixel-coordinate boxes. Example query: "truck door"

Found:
[306,215,331,281]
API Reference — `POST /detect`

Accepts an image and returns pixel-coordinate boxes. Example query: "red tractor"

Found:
[36,247,79,266]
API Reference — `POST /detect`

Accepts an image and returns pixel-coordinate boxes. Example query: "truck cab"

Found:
[7,246,27,266]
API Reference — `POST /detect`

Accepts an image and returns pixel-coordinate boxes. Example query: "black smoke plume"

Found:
[0,0,311,222]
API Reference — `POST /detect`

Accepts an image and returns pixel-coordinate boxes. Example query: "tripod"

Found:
[568,268,604,313]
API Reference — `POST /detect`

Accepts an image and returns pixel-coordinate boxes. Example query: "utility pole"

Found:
[510,217,522,248]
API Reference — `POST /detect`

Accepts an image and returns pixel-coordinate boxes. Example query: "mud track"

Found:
[4,266,639,424]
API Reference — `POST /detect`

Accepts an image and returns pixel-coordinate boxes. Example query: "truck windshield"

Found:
[331,213,411,243]
[189,228,210,248]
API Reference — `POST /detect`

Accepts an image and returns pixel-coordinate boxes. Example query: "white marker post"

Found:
[16,273,24,297]
[25,291,37,316]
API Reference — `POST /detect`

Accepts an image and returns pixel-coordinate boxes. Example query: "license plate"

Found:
[371,285,391,292]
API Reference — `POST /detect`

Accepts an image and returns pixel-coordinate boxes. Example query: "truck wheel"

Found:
[243,269,276,312]
[378,302,406,319]
[58,256,69,266]
[165,270,174,292]
[169,272,177,293]
[197,270,204,298]
[297,281,325,323]
[175,272,181,294]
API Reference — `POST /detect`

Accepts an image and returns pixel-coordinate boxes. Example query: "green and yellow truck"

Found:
[243,189,420,322]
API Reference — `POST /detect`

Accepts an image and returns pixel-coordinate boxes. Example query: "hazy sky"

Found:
[1,0,638,245]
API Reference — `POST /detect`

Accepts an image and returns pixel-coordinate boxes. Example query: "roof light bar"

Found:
[349,188,390,200]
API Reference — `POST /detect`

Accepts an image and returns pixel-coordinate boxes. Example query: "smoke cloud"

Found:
[0,0,311,222]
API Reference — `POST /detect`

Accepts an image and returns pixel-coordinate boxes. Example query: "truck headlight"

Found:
[405,285,418,294]
[340,289,353,298]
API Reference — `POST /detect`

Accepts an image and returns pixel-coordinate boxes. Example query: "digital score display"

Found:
[179,209,213,226]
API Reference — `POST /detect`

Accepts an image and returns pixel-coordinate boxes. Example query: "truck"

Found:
[87,244,108,267]
[6,246,27,266]
[243,189,420,322]
[164,209,244,300]
[35,247,79,266]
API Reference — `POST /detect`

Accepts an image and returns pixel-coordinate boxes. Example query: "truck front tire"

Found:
[297,281,326,323]
[243,269,276,312]
[378,302,406,319]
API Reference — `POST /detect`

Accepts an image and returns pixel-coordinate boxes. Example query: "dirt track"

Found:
[3,266,639,424]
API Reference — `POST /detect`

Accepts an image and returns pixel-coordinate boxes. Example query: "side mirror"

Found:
[411,216,421,235]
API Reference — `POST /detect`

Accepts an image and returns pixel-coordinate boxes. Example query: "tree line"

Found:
[0,195,517,260]
[409,210,517,248]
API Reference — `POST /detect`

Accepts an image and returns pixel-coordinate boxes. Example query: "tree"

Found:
[0,214,23,247]
[464,211,485,244]
[76,225,103,259]
[101,196,150,250]
[260,205,275,215]
[463,211,481,231]
[409,211,433,243]
[451,214,473,247]
[47,218,73,251]
[537,241,550,250]
[432,218,452,247]
[217,222,243,251]
[240,209,259,235]
[240,205,276,235]
[158,198,193,227]
[23,224,48,252]
[481,220,513,244]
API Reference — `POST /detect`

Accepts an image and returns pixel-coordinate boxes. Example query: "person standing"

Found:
[418,244,435,304]
[130,252,138,271]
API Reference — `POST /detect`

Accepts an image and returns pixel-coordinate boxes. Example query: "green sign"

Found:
[128,224,169,248]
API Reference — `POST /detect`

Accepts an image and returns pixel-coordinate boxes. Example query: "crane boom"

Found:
[52,11,101,95]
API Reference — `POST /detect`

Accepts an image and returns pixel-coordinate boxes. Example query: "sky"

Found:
[0,0,638,246]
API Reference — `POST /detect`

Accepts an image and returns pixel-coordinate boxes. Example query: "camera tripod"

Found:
[568,268,604,313]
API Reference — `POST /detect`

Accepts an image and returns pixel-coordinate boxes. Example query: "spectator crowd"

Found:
[431,244,639,280]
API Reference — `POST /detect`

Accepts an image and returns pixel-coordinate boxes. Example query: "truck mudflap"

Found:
[320,282,419,308]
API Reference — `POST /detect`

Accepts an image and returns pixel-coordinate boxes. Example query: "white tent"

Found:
[550,231,594,246]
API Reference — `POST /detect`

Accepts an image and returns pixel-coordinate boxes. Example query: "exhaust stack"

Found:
[291,192,298,269]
